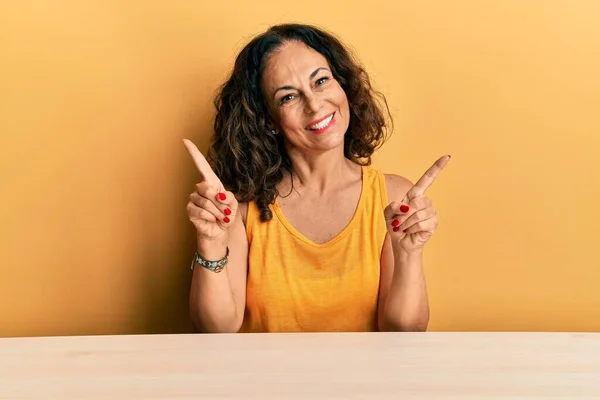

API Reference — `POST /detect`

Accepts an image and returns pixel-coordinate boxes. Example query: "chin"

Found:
[311,131,347,152]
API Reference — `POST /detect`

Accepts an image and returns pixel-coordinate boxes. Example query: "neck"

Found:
[284,147,357,196]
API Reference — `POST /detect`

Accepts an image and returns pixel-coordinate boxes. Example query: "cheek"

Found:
[335,91,350,123]
[278,107,305,130]
[332,85,349,111]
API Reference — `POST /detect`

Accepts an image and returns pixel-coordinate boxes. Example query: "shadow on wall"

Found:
[136,118,216,335]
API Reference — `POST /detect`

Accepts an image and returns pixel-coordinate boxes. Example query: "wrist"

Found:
[197,235,228,260]
[393,248,424,265]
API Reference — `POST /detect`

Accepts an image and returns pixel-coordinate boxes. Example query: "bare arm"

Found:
[183,139,249,333]
[378,174,429,332]
[378,234,429,331]
[189,202,248,333]
[377,156,450,331]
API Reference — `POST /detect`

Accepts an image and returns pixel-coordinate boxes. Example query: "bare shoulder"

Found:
[384,173,414,202]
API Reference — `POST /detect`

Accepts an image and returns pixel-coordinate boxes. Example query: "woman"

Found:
[183,23,450,333]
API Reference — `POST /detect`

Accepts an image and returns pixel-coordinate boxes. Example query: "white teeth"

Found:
[308,114,333,130]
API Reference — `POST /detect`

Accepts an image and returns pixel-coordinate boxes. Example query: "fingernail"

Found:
[393,227,400,232]
[224,208,231,216]
[392,219,400,227]
[223,216,230,223]
[400,205,410,213]
[218,193,226,201]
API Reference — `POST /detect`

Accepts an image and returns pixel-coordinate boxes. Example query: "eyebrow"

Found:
[272,67,330,100]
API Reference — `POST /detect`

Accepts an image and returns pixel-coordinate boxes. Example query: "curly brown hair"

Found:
[208,23,392,222]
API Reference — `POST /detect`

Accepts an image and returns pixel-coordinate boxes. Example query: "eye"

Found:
[279,94,295,104]
[315,77,329,86]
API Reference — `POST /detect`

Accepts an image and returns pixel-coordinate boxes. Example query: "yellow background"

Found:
[1,1,599,337]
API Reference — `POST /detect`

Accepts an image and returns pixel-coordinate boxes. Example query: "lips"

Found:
[306,112,335,131]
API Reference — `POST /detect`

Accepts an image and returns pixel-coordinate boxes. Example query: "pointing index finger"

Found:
[404,155,451,201]
[182,139,223,189]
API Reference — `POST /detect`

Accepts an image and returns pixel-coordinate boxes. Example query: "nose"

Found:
[303,92,322,114]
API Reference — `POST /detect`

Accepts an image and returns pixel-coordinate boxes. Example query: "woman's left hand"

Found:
[384,155,451,254]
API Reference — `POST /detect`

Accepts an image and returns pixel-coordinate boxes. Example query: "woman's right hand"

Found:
[183,139,238,245]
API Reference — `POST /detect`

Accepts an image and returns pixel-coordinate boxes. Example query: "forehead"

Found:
[263,41,330,88]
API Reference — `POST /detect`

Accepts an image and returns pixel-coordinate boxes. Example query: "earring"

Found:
[270,129,277,135]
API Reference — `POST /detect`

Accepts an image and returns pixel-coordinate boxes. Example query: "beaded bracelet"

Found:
[190,247,229,273]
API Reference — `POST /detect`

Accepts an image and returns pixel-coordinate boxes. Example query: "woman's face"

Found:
[261,41,350,155]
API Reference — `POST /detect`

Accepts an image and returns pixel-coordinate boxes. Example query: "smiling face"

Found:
[261,41,351,155]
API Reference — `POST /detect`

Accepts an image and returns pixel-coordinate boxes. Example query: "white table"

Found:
[1,332,599,399]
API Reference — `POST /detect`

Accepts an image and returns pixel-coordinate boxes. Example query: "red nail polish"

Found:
[400,205,410,213]
[224,208,231,216]
[218,193,226,201]
[223,216,230,223]
[392,219,399,227]
[393,226,400,232]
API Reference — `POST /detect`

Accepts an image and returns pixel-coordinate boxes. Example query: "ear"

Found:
[266,121,280,135]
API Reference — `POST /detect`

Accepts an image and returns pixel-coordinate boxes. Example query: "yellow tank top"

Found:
[239,165,389,333]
